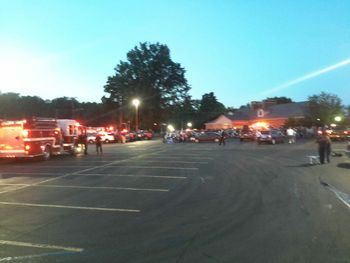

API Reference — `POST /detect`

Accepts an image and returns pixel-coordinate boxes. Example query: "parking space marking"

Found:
[0,251,77,262]
[101,166,198,170]
[0,148,167,195]
[149,156,213,160]
[0,172,68,177]
[0,172,187,180]
[123,160,207,164]
[0,239,83,252]
[82,173,187,179]
[0,184,169,192]
[0,201,140,212]
[3,165,96,168]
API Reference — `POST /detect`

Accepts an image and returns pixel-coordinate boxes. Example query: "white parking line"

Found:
[4,165,96,168]
[83,173,187,179]
[101,166,198,170]
[0,172,187,180]
[0,201,140,212]
[150,156,213,160]
[125,160,207,164]
[0,239,83,252]
[0,184,169,192]
[0,251,76,262]
[0,148,167,195]
[0,172,67,176]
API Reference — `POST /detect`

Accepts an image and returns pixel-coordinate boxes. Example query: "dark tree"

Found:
[0,93,21,118]
[196,92,226,127]
[103,42,190,129]
[266,96,293,104]
[51,97,80,119]
[18,96,50,117]
[305,92,344,126]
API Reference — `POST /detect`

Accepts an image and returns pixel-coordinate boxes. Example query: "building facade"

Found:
[205,101,307,130]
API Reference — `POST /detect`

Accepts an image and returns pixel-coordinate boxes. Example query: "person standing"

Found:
[325,132,332,163]
[81,130,88,155]
[95,133,103,154]
[317,130,331,164]
[286,127,296,144]
[219,130,226,146]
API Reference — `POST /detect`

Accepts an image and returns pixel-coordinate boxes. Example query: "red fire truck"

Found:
[0,117,83,160]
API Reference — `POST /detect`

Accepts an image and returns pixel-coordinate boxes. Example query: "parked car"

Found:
[193,132,221,143]
[239,126,255,142]
[87,132,97,143]
[87,132,115,143]
[135,130,153,140]
[142,130,153,140]
[257,129,285,144]
[328,127,350,141]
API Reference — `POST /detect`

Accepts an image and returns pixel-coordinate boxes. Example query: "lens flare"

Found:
[262,58,350,95]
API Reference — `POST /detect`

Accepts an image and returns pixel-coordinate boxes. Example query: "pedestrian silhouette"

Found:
[95,134,103,154]
[219,130,226,146]
[317,130,331,164]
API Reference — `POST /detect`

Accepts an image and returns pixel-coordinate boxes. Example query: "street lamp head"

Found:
[167,124,175,132]
[187,122,192,128]
[334,116,342,122]
[132,98,140,107]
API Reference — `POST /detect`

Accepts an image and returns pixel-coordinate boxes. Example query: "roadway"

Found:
[0,139,350,262]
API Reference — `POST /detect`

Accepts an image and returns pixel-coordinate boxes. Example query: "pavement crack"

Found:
[175,232,199,263]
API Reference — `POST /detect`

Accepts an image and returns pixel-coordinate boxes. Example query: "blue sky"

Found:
[0,0,349,107]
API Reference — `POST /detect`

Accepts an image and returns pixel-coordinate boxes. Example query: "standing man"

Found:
[219,130,226,146]
[325,131,332,163]
[287,127,296,144]
[81,129,88,155]
[95,133,103,154]
[317,130,331,164]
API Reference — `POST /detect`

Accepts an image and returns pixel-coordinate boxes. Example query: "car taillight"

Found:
[344,131,348,134]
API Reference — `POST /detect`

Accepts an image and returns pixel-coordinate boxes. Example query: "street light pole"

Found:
[132,99,140,131]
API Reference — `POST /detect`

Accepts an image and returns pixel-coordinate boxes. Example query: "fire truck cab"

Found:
[0,118,83,160]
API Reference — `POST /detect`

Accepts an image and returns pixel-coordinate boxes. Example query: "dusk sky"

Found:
[1,0,349,107]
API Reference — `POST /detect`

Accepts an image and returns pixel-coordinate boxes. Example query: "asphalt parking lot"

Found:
[1,139,350,262]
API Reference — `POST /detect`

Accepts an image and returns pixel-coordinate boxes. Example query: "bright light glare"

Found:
[167,124,175,132]
[132,98,140,107]
[0,45,96,102]
[251,121,269,129]
[263,58,350,95]
[334,116,342,122]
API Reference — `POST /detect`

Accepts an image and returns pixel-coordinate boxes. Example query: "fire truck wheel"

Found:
[42,146,51,161]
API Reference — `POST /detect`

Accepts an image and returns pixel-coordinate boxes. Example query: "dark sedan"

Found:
[193,132,221,143]
[257,129,285,144]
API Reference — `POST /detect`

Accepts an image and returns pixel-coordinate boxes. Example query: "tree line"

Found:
[0,42,348,130]
[0,91,226,130]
